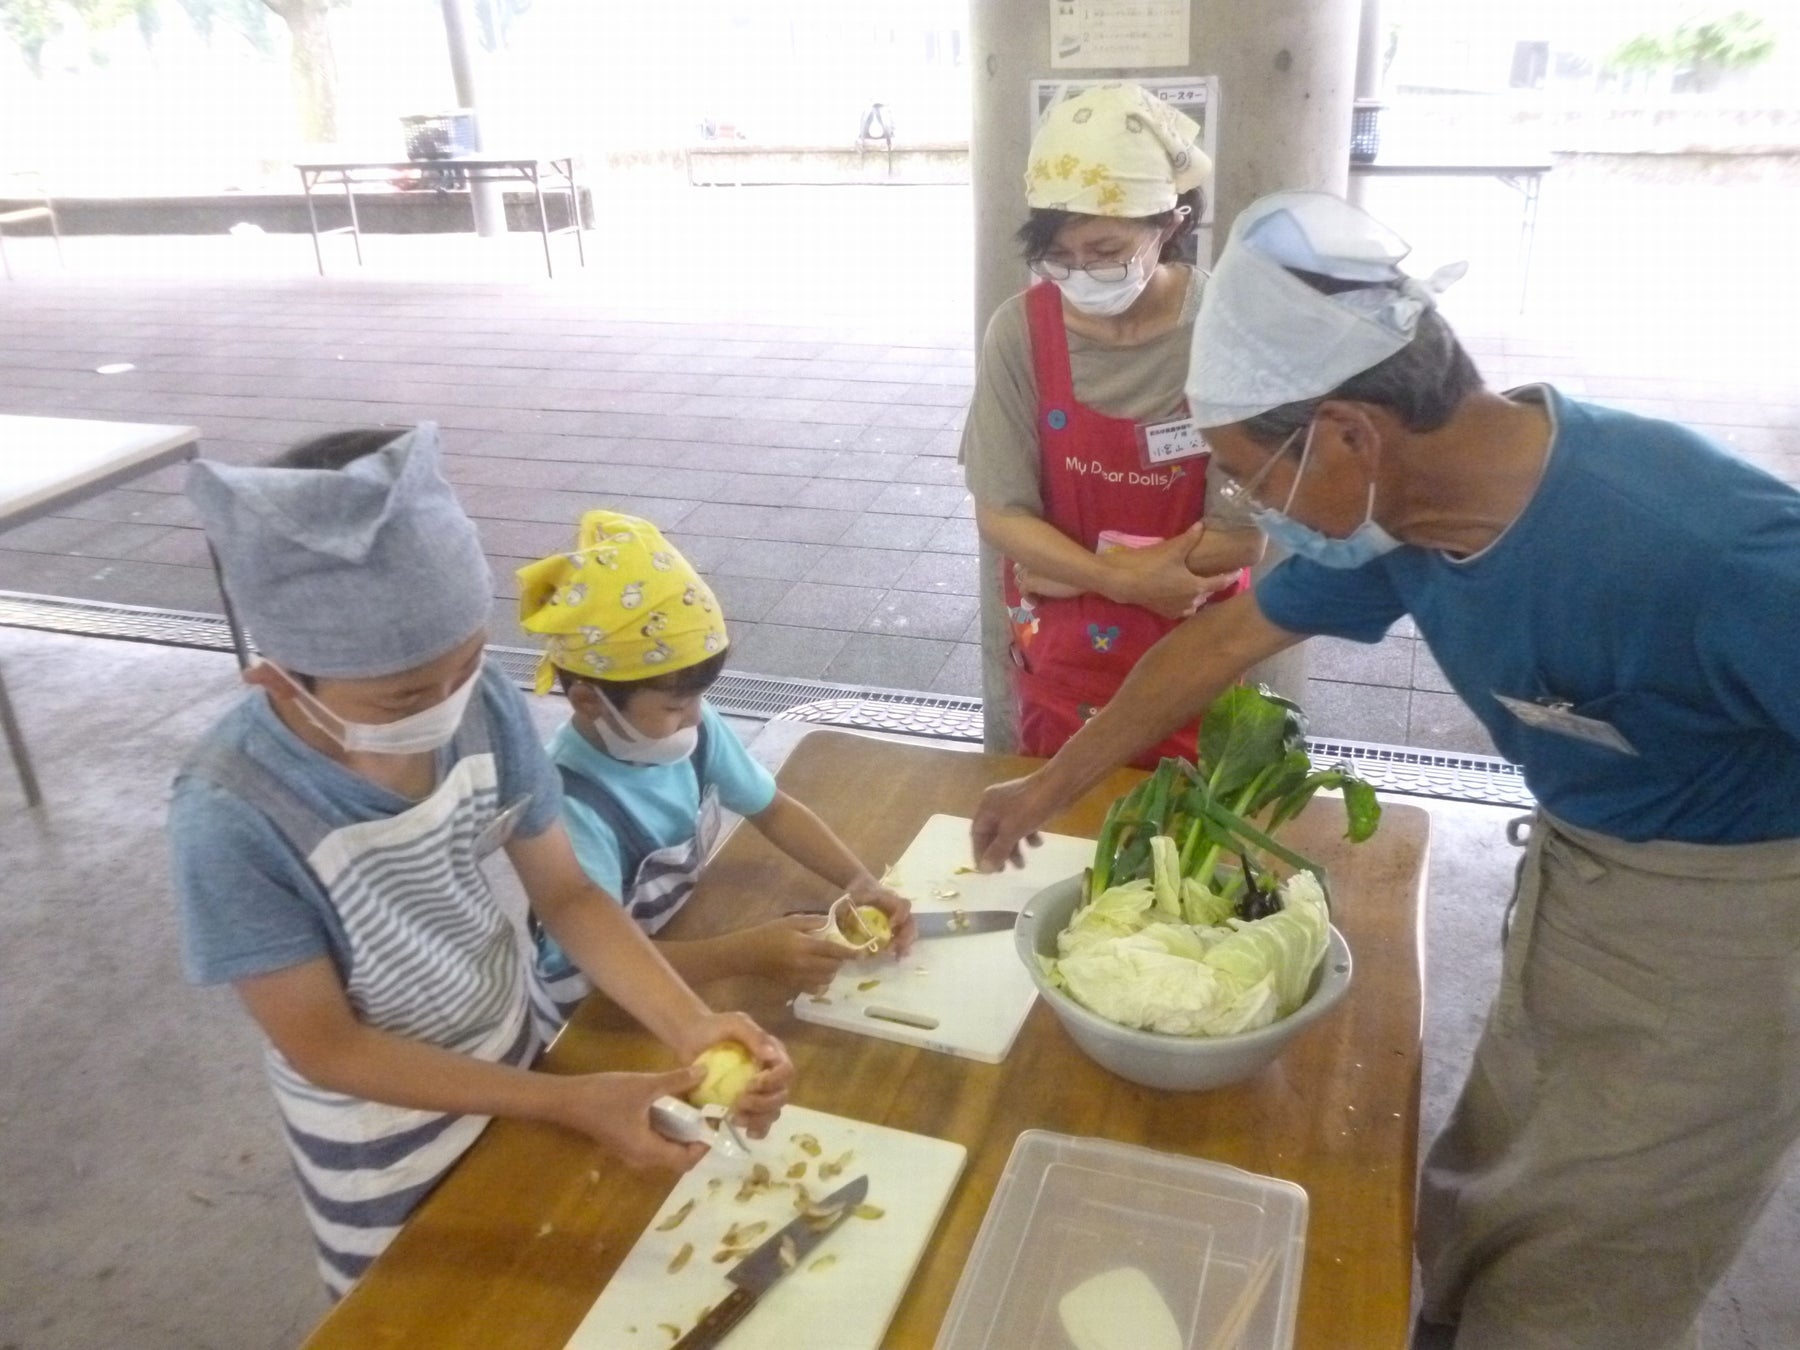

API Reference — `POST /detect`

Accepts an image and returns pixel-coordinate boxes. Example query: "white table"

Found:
[294,153,586,278]
[0,416,250,806]
[1348,152,1554,309]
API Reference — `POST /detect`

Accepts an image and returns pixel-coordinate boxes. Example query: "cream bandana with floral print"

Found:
[1025,82,1210,217]
[518,510,727,692]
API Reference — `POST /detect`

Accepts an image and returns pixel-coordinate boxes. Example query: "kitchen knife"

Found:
[913,909,1017,939]
[671,1174,870,1350]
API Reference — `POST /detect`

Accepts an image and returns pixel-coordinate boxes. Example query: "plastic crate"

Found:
[401,110,477,162]
[936,1132,1309,1350]
[1351,100,1384,164]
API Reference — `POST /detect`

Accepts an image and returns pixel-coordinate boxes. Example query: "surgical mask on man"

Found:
[590,697,700,766]
[1248,420,1403,569]
[271,662,480,755]
[1052,238,1158,317]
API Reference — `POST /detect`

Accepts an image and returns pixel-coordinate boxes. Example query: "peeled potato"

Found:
[837,904,892,952]
[688,1041,758,1109]
[1058,1267,1181,1350]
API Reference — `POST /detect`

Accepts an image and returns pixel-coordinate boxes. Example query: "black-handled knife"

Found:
[671,1174,870,1350]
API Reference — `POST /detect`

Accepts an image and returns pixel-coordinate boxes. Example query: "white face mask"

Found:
[1052,237,1158,317]
[271,662,480,756]
[590,697,700,766]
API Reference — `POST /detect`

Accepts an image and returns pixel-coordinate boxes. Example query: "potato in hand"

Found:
[688,1041,758,1110]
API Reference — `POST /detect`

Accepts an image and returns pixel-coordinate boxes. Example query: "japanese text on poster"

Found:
[1050,0,1190,69]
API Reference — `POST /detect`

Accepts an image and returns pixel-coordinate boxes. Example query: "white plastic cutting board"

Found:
[792,814,1093,1063]
[564,1105,965,1350]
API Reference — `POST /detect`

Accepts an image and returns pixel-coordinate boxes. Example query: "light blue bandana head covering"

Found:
[186,424,492,679]
[1187,190,1467,429]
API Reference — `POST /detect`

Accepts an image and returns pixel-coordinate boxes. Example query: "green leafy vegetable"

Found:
[1085,685,1383,918]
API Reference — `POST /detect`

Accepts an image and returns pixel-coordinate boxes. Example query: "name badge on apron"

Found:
[474,796,531,857]
[1138,415,1206,467]
[1493,693,1639,757]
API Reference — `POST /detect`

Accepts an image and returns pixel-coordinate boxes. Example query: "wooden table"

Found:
[0,416,250,806]
[303,730,1428,1349]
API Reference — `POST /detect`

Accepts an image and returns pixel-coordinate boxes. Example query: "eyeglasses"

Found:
[1028,235,1158,284]
[1212,425,1309,521]
[1030,257,1137,283]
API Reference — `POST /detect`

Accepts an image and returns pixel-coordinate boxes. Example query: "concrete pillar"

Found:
[441,0,506,237]
[970,0,1359,749]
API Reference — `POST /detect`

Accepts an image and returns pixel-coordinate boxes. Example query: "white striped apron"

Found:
[529,728,721,1028]
[191,705,540,1296]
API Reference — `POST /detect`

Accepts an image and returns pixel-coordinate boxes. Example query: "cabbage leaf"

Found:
[1051,871,1330,1037]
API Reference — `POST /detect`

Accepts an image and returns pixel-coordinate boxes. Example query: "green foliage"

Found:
[1087,685,1382,913]
[176,0,274,53]
[1610,9,1778,75]
[0,0,278,71]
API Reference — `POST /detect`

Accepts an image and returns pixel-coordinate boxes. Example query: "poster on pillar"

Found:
[1049,0,1190,68]
[1029,75,1219,223]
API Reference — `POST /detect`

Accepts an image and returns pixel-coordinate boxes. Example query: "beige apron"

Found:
[1417,810,1800,1350]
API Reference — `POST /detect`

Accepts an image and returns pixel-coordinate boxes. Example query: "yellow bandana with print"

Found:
[1025,82,1210,217]
[518,510,727,693]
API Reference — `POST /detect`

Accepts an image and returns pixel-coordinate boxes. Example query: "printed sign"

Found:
[1050,0,1191,69]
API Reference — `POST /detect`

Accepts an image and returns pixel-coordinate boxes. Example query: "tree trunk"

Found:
[265,0,338,144]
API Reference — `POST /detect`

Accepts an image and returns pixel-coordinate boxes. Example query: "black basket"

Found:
[1351,101,1384,164]
[401,111,477,162]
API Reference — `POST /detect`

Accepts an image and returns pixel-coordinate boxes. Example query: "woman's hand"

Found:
[1013,561,1084,603]
[1101,522,1212,619]
[845,875,917,957]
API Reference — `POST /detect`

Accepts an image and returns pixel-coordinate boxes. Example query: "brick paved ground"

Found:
[2,174,1795,752]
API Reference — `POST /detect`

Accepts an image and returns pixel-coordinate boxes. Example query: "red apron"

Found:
[1004,282,1246,768]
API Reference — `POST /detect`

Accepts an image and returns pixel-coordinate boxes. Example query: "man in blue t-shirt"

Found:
[516,509,915,1024]
[971,192,1800,1350]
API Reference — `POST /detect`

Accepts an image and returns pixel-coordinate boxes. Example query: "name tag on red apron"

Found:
[1139,415,1206,467]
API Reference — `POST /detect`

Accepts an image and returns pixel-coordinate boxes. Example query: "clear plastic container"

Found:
[934,1131,1308,1350]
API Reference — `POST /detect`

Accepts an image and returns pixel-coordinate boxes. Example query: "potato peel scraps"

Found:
[854,1203,886,1221]
[786,1161,807,1179]
[666,1243,693,1274]
[660,1326,680,1342]
[793,1133,823,1157]
[801,1204,845,1233]
[721,1220,768,1247]
[654,1199,695,1232]
[809,1253,839,1272]
[856,979,881,992]
[819,1149,855,1181]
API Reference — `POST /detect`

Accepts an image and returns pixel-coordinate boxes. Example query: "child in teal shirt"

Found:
[520,510,914,1021]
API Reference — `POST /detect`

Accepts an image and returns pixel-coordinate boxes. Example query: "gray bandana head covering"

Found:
[187,424,492,679]
[1187,190,1466,429]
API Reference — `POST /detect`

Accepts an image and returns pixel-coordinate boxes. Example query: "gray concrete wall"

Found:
[0,188,593,236]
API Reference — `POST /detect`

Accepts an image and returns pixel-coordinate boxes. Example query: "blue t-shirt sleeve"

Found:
[166,777,340,986]
[560,795,628,899]
[701,706,778,817]
[482,663,563,839]
[1698,547,1800,744]
[1253,554,1409,644]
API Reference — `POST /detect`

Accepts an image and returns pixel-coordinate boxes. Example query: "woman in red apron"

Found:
[963,83,1262,767]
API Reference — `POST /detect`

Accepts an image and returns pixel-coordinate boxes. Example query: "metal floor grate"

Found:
[1,590,1534,808]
